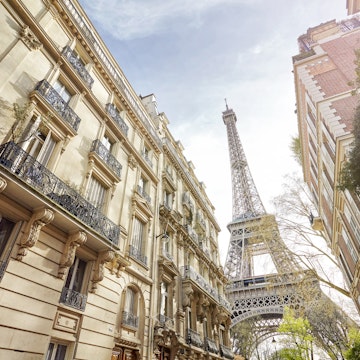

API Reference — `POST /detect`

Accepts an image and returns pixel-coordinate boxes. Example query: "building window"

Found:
[164,190,172,209]
[142,145,152,168]
[60,256,88,310]
[102,134,114,153]
[0,217,17,280]
[86,176,107,210]
[22,116,56,167]
[160,282,170,321]
[122,287,139,328]
[129,218,147,265]
[45,341,68,360]
[53,79,72,103]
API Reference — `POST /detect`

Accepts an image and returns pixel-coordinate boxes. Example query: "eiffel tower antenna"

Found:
[222,105,266,221]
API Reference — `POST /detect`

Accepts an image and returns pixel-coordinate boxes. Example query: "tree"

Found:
[277,307,314,360]
[344,328,360,360]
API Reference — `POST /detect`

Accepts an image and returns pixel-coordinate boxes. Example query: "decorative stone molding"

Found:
[17,208,54,260]
[0,176,7,193]
[182,283,194,307]
[128,154,137,170]
[19,25,43,51]
[109,252,130,277]
[58,231,87,279]
[91,249,115,292]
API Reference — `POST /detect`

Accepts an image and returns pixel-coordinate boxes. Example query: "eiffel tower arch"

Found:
[221,104,324,344]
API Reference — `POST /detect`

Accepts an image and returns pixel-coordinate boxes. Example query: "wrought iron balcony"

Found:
[181,265,231,311]
[90,139,122,178]
[129,244,148,266]
[205,337,219,354]
[159,314,175,329]
[186,328,203,348]
[220,344,234,359]
[105,103,129,136]
[0,142,120,245]
[122,310,139,328]
[60,286,87,311]
[35,79,81,132]
[62,45,94,88]
[184,224,198,244]
[137,185,151,204]
[141,151,153,168]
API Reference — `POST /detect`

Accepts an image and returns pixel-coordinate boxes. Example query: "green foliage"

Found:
[289,136,302,166]
[344,328,360,360]
[277,307,314,360]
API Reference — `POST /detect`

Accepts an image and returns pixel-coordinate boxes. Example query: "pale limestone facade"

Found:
[0,1,232,360]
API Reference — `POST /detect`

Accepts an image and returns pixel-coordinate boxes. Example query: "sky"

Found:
[78,0,349,265]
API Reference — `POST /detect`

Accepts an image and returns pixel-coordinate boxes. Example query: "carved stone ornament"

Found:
[17,208,54,261]
[182,283,194,307]
[128,154,137,170]
[0,176,7,193]
[20,25,43,51]
[58,231,87,279]
[90,250,115,292]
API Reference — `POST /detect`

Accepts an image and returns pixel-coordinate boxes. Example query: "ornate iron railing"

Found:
[141,151,153,168]
[186,328,203,348]
[90,139,122,178]
[35,79,81,132]
[60,286,87,311]
[129,244,147,266]
[159,314,175,328]
[204,337,219,354]
[105,103,129,136]
[0,142,120,245]
[62,45,94,88]
[137,185,151,204]
[122,310,139,328]
[184,225,198,244]
[181,265,231,311]
[220,344,234,359]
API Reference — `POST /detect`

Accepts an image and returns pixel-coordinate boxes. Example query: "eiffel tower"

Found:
[222,103,321,342]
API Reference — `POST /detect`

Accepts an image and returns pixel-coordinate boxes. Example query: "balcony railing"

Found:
[137,185,151,204]
[62,45,94,88]
[220,344,234,359]
[205,337,219,354]
[60,287,87,311]
[90,139,122,178]
[184,225,198,244]
[186,328,203,348]
[142,151,153,168]
[181,265,231,311]
[122,310,139,328]
[129,244,148,266]
[105,103,129,136]
[159,314,175,328]
[0,142,120,245]
[35,79,81,132]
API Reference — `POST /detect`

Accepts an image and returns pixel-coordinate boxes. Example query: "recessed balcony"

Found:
[35,79,81,132]
[122,310,139,329]
[62,45,94,88]
[89,139,122,180]
[186,328,203,348]
[105,103,129,136]
[59,287,87,311]
[129,244,148,266]
[0,142,120,245]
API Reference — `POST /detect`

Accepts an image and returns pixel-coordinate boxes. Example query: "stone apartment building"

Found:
[293,15,360,313]
[0,0,233,359]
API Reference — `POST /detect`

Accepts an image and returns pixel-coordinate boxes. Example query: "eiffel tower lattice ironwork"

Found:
[222,103,321,338]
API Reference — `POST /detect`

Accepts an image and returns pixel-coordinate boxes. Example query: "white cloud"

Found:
[82,0,254,40]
